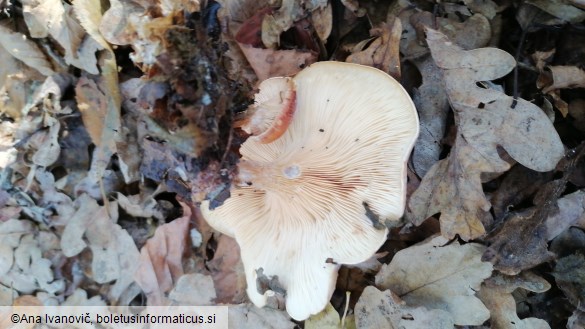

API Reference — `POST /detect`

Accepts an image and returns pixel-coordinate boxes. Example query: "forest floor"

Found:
[1,0,585,328]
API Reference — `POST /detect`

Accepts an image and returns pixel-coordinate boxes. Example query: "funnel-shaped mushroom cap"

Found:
[201,62,419,320]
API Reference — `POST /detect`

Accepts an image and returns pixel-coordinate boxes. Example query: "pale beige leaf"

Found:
[169,273,217,305]
[31,117,60,167]
[355,287,454,329]
[0,244,13,276]
[0,219,34,248]
[27,0,87,66]
[477,272,551,329]
[311,4,332,41]
[545,190,585,240]
[72,0,109,48]
[0,24,55,76]
[376,235,492,325]
[61,194,101,257]
[227,304,296,329]
[62,289,106,306]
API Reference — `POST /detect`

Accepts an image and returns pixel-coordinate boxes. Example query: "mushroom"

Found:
[201,61,419,320]
[237,77,296,144]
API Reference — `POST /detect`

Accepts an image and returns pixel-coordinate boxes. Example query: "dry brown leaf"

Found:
[376,235,492,325]
[489,165,552,221]
[134,201,191,305]
[538,65,585,93]
[207,234,247,304]
[477,272,551,329]
[75,77,108,147]
[73,0,122,180]
[346,18,402,80]
[0,43,36,119]
[75,76,119,182]
[408,29,564,240]
[237,44,317,82]
[0,24,55,76]
[261,0,327,49]
[311,3,332,42]
[355,287,454,329]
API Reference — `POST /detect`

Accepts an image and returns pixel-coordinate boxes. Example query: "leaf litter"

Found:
[0,0,584,328]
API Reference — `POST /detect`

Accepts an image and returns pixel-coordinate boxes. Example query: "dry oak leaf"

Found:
[375,235,493,326]
[355,286,454,329]
[477,272,551,329]
[408,29,564,240]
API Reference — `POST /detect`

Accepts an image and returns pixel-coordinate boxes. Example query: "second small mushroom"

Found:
[201,61,419,320]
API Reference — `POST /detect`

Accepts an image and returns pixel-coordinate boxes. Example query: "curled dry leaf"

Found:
[408,29,564,240]
[538,65,585,93]
[375,236,493,326]
[346,18,402,80]
[355,287,453,329]
[478,272,551,329]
